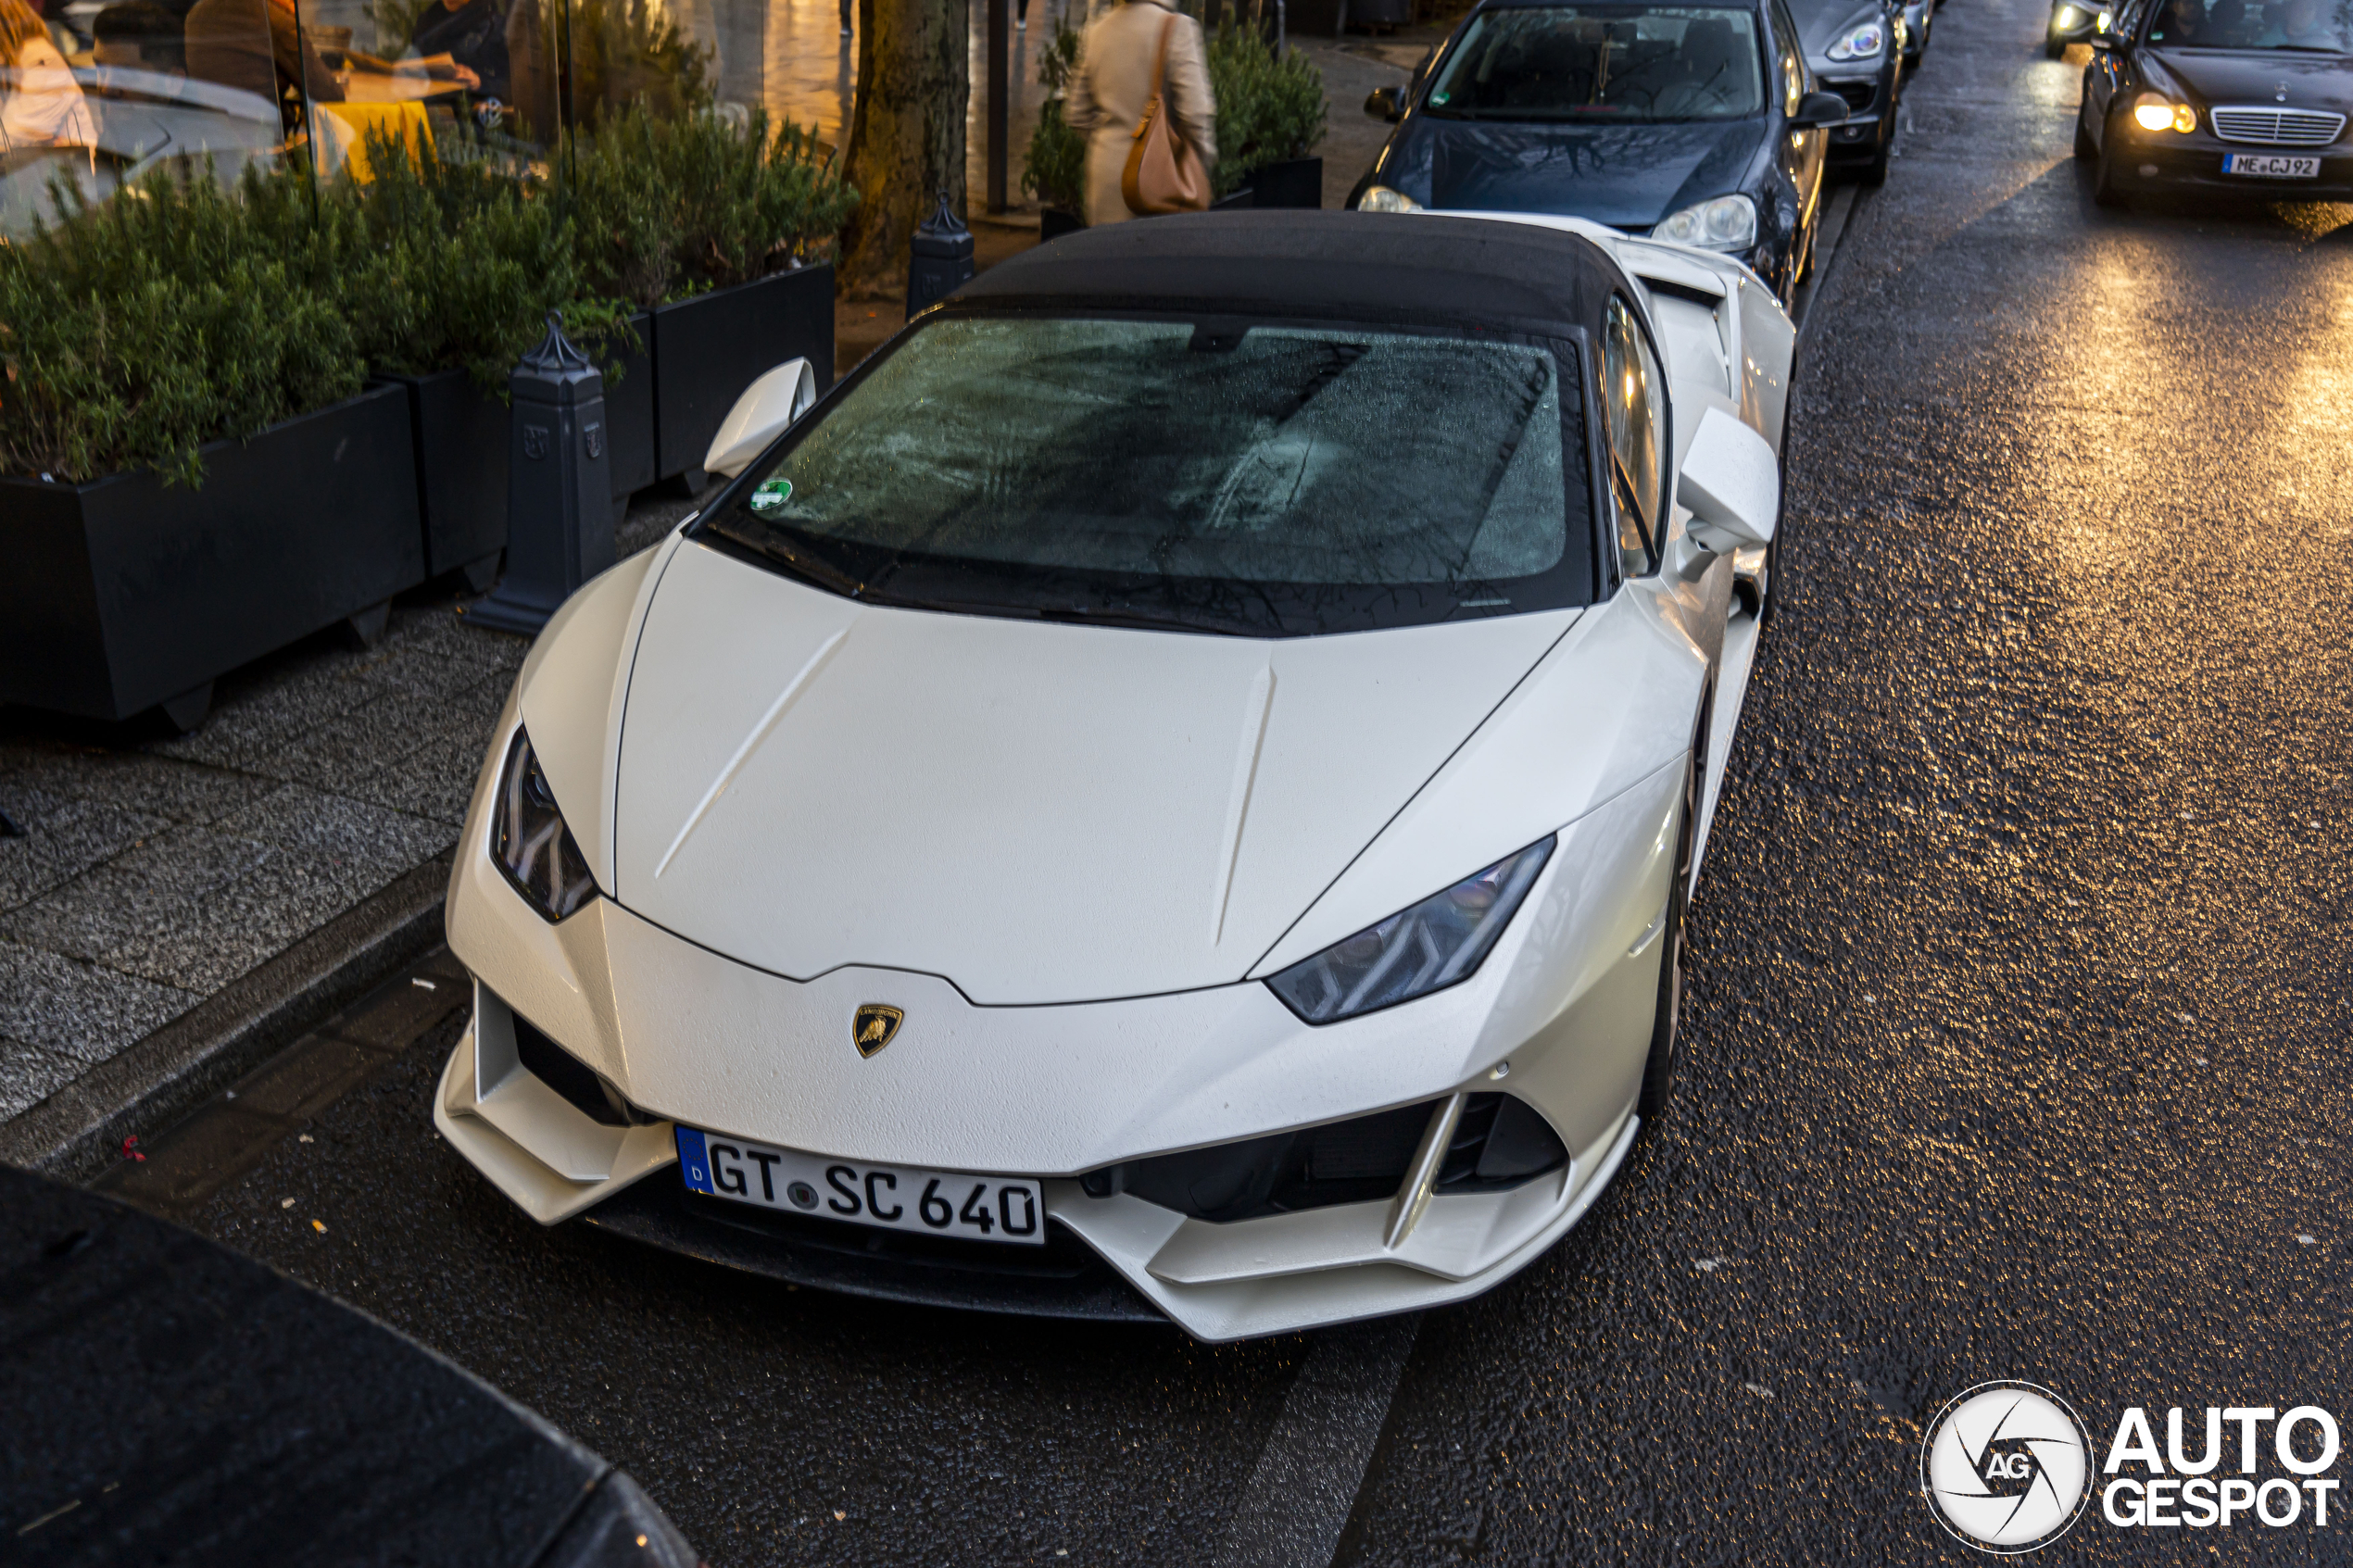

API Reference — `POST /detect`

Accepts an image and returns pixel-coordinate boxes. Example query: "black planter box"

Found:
[601,311,655,506]
[378,368,506,584]
[649,265,836,486]
[0,384,424,724]
[1243,157,1324,209]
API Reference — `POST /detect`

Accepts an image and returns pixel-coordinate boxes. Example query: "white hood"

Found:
[610,543,1576,1004]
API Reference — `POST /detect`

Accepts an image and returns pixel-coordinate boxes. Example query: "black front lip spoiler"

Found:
[581,1172,1174,1324]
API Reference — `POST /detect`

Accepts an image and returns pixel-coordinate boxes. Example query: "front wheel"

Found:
[1637,741,1703,1123]
[1858,118,1894,187]
[2073,100,2098,158]
[2045,35,2068,58]
[2093,119,2129,207]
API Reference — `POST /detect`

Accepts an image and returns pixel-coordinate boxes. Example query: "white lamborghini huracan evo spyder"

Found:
[434,209,1794,1341]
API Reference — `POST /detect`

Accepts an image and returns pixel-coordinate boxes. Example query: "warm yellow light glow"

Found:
[2131,94,2196,132]
[2134,102,2176,131]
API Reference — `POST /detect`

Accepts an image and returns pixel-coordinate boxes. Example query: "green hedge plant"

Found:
[564,103,860,310]
[0,163,362,488]
[1208,19,1327,197]
[1021,17,1087,215]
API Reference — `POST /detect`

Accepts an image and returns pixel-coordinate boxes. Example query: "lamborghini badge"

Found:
[852,1004,904,1058]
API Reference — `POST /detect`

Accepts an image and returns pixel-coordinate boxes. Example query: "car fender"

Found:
[509,533,686,895]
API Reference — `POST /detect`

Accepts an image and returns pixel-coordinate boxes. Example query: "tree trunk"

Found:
[839,0,970,299]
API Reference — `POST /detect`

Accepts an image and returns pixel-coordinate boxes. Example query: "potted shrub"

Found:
[1210,20,1329,207]
[1023,18,1088,238]
[566,107,857,492]
[344,138,633,587]
[0,165,423,731]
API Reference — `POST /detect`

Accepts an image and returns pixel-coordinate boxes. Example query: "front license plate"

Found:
[2223,154,2320,178]
[674,1126,1045,1246]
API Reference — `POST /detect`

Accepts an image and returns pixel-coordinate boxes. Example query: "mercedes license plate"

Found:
[2223,154,2320,178]
[675,1126,1045,1245]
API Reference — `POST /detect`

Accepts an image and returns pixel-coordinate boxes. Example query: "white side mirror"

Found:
[704,358,817,480]
[1677,405,1779,548]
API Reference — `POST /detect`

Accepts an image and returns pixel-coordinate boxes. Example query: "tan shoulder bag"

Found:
[1121,11,1210,216]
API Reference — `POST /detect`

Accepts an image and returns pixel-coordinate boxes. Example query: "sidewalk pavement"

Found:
[0,495,698,1177]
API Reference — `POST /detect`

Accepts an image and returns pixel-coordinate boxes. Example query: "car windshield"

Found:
[699,315,1592,637]
[1423,4,1767,121]
[2146,0,2353,48]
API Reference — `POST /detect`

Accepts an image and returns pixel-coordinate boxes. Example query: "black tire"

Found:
[2045,36,2068,58]
[1858,118,1894,186]
[2093,119,2129,207]
[1637,734,1704,1124]
[2073,101,2098,158]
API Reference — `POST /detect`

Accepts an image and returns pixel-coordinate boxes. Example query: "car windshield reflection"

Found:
[1422,3,1768,122]
[2146,0,2353,50]
[699,313,1596,638]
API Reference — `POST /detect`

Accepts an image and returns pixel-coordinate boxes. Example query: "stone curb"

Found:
[0,850,453,1185]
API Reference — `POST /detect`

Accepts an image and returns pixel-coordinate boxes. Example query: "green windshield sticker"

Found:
[750,478,794,512]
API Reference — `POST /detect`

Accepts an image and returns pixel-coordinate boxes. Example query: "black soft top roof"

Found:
[951,210,1618,336]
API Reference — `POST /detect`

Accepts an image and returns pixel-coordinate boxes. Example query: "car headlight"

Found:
[1827,19,1885,58]
[493,728,598,922]
[2133,92,2196,132]
[1359,185,1425,212]
[1653,194,1758,253]
[2054,4,2081,24]
[1265,838,1554,1024]
[2095,8,2113,30]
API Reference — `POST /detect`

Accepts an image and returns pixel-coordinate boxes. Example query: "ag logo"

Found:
[1922,1382,2092,1553]
[851,1004,904,1058]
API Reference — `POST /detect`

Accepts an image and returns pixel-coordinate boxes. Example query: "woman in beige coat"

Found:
[1064,0,1216,227]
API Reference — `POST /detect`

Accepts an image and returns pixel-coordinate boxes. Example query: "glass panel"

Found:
[2146,0,2352,50]
[1603,295,1662,576]
[706,315,1592,636]
[2,0,288,235]
[1425,4,1768,123]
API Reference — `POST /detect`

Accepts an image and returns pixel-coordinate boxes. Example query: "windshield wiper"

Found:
[722,526,873,599]
[1034,604,1243,635]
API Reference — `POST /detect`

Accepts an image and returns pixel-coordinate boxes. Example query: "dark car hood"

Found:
[2145,48,2353,111]
[1387,116,1768,230]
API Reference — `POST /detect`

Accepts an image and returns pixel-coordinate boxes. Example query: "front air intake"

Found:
[1080,1093,1568,1223]
[512,1012,641,1126]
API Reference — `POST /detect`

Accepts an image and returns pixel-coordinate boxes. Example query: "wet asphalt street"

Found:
[96,0,2353,1562]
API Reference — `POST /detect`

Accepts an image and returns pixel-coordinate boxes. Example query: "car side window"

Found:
[1602,295,1666,580]
[1769,0,1805,115]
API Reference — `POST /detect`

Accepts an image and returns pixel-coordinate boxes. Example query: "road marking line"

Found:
[1214,1314,1419,1568]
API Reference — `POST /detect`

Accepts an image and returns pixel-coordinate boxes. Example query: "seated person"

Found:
[2148,0,2205,41]
[2202,0,2255,43]
[93,0,188,74]
[407,0,501,97]
[2254,0,2336,44]
[0,0,98,145]
[182,0,338,124]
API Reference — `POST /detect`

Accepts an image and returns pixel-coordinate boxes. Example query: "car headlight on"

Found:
[1265,838,1555,1024]
[2095,8,2113,29]
[1827,19,1885,58]
[1653,194,1758,253]
[2054,4,2081,24]
[493,728,598,922]
[1359,185,1425,212]
[2133,92,2196,132]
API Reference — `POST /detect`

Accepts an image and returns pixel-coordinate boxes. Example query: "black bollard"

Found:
[906,191,975,320]
[468,312,616,636]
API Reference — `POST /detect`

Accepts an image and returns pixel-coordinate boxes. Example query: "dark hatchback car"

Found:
[1348,0,1850,303]
[2077,0,2353,203]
